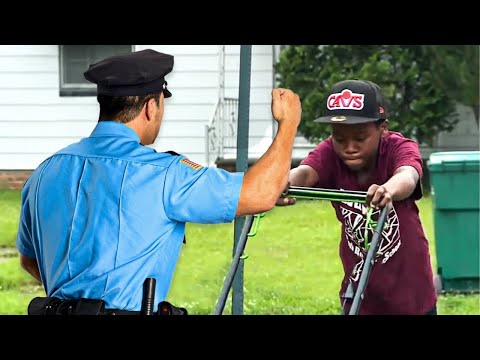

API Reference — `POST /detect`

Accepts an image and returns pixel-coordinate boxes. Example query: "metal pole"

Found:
[232,45,252,315]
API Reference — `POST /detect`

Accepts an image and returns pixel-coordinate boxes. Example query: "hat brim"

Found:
[163,88,172,98]
[313,115,379,124]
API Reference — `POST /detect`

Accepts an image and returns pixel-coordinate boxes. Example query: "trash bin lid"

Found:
[428,151,480,165]
[428,151,480,172]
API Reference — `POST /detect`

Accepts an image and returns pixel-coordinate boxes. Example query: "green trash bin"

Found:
[427,151,480,293]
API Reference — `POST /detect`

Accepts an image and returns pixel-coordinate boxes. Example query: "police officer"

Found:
[16,48,302,314]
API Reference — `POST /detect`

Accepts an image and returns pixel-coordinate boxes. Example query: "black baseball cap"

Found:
[314,79,388,124]
[84,49,174,97]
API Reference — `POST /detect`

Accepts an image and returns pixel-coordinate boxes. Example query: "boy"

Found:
[278,79,437,315]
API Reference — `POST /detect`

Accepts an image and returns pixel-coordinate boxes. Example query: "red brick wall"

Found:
[0,170,32,190]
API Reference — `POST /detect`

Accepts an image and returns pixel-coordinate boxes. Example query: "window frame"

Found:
[59,45,134,97]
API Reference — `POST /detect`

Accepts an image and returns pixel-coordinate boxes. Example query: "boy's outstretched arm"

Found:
[366,165,420,209]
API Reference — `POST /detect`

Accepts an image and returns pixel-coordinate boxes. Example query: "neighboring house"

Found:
[0,45,478,189]
[421,103,479,158]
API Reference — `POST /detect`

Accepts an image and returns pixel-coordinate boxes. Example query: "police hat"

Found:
[84,49,174,97]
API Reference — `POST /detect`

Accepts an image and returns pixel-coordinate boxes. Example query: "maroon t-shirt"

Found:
[301,131,437,314]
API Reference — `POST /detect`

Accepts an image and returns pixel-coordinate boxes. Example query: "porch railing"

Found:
[205,97,239,165]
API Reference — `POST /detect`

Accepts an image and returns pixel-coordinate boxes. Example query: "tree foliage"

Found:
[423,45,479,125]
[275,45,467,146]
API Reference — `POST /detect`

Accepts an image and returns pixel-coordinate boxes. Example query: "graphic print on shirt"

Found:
[340,201,400,281]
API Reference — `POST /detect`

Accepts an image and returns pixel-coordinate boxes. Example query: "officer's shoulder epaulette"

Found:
[164,150,181,156]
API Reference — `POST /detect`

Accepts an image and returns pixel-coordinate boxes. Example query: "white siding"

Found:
[0,46,98,170]
[0,45,278,169]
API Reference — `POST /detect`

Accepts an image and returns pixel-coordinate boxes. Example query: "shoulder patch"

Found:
[180,158,204,171]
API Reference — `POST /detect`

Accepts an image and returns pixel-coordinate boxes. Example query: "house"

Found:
[0,45,311,188]
[0,45,478,189]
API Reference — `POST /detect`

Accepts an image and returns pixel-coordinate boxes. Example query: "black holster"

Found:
[157,301,188,315]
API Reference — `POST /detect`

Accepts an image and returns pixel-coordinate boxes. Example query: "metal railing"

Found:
[205,97,239,165]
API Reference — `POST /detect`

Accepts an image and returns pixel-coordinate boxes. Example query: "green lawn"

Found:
[0,189,478,315]
[0,190,21,248]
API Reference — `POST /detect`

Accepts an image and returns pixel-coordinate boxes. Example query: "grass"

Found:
[0,259,44,315]
[168,201,345,314]
[0,190,21,248]
[0,189,478,315]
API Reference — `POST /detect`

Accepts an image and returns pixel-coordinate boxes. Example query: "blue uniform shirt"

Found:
[16,121,244,311]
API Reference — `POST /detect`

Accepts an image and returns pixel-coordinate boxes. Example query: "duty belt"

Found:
[28,297,188,316]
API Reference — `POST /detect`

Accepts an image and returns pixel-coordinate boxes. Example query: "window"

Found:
[59,45,133,96]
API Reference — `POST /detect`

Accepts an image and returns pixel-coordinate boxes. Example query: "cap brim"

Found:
[313,115,378,124]
[163,88,172,98]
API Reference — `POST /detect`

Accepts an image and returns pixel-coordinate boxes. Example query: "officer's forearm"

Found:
[237,123,297,215]
[19,254,42,284]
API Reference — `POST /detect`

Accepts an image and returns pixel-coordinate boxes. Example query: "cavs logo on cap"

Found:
[327,89,364,111]
[180,158,203,171]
